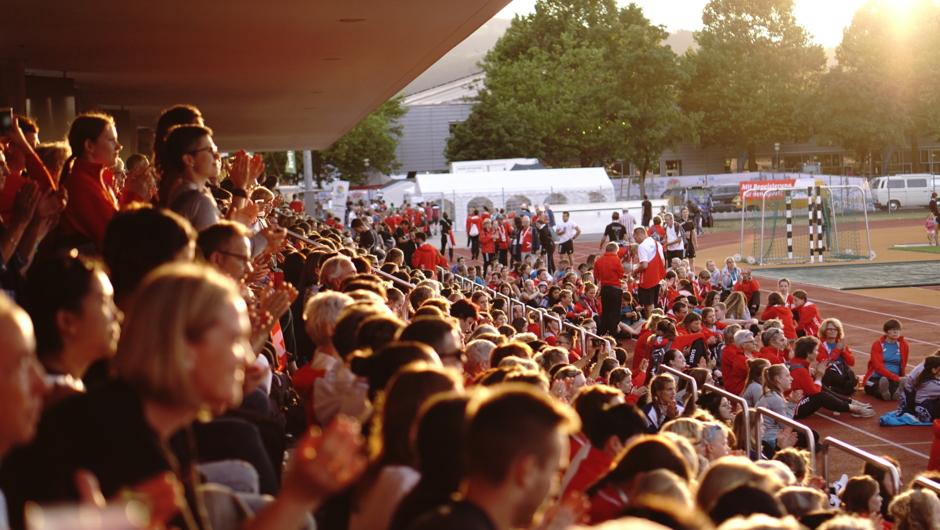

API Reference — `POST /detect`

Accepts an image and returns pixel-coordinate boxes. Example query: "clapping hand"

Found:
[776,427,798,449]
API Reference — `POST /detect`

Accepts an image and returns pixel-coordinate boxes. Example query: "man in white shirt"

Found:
[555,211,581,261]
[662,213,685,265]
[618,208,637,243]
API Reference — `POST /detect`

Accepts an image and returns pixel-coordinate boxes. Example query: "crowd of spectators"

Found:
[1,107,940,530]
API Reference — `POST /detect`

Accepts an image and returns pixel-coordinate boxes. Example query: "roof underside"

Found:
[1,0,510,152]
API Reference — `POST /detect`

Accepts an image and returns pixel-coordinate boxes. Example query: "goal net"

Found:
[742,185,872,265]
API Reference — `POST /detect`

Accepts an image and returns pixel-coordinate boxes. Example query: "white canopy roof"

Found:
[413,167,615,230]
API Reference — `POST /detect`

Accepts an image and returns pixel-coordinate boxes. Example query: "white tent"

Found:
[413,167,616,231]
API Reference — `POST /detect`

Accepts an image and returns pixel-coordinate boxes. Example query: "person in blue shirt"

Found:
[864,319,909,401]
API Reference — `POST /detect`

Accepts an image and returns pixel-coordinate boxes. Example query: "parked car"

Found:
[660,186,713,227]
[709,183,741,213]
[870,174,940,211]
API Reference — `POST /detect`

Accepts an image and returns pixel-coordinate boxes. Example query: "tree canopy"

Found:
[679,0,826,171]
[280,94,407,186]
[446,0,691,193]
[830,0,940,172]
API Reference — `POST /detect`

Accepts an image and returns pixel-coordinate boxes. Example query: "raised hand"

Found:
[227,150,251,190]
[531,490,589,530]
[776,427,798,450]
[229,199,259,226]
[12,180,41,224]
[283,417,368,505]
[35,186,67,219]
[248,154,265,185]
[261,225,287,254]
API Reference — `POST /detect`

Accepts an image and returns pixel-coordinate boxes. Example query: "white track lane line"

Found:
[748,272,940,312]
[812,413,930,459]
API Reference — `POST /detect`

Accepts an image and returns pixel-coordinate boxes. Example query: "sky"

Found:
[495,0,874,48]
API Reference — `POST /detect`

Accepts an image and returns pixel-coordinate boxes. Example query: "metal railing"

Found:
[659,365,698,405]
[703,383,751,459]
[373,269,415,290]
[821,437,899,495]
[915,476,940,495]
[756,407,815,471]
[440,267,613,371]
[286,229,330,250]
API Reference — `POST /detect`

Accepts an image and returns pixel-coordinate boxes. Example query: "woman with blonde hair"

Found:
[888,488,940,530]
[725,291,750,320]
[3,263,367,529]
[757,364,802,447]
[816,317,858,396]
[661,418,704,457]
[742,358,772,407]
[696,456,783,514]
[643,374,683,433]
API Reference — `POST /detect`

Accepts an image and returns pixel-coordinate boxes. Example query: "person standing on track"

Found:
[679,207,697,271]
[599,212,627,251]
[641,195,652,227]
[555,211,580,262]
[618,208,637,243]
[631,226,665,319]
[466,208,483,261]
[662,213,685,266]
[594,242,625,337]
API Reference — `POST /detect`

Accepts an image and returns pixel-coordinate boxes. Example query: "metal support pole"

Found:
[757,407,815,472]
[821,437,899,494]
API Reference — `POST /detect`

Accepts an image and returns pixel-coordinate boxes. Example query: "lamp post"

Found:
[775,143,780,175]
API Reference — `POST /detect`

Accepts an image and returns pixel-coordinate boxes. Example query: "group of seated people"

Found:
[2,106,940,530]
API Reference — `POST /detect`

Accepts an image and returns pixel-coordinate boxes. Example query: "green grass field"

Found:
[707,210,925,234]
[890,245,940,255]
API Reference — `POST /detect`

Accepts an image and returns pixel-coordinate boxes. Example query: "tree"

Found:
[279,94,407,186]
[679,0,826,172]
[814,69,909,175]
[446,0,691,193]
[835,0,940,172]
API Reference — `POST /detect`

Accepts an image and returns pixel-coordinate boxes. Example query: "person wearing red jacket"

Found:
[573,283,601,321]
[495,216,511,266]
[728,330,760,396]
[816,317,858,396]
[479,218,496,264]
[560,403,646,498]
[594,242,625,336]
[864,319,910,401]
[793,290,823,338]
[789,336,873,419]
[632,227,666,319]
[632,317,660,371]
[610,365,648,406]
[676,312,720,368]
[58,114,122,251]
[733,268,762,316]
[466,208,483,260]
[761,292,797,339]
[411,231,447,273]
[758,328,789,365]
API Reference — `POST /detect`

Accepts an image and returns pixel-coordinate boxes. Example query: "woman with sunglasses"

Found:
[163,125,225,231]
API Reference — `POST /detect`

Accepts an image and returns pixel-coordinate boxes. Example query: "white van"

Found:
[870,174,940,211]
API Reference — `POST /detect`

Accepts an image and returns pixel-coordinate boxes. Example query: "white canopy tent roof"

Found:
[413,167,615,230]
